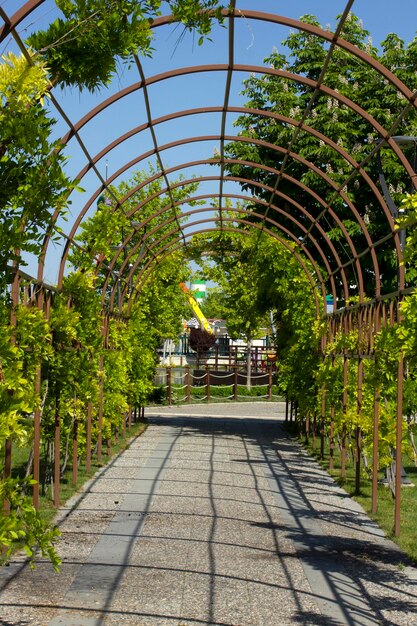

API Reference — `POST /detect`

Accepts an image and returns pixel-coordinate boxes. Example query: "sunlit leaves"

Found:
[28,0,227,91]
[0,52,72,286]
[0,477,61,571]
[224,12,417,296]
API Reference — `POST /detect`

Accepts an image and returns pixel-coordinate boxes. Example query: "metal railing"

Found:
[154,364,281,405]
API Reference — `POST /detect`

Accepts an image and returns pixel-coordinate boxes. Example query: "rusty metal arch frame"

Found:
[101,202,336,313]
[68,104,393,261]
[2,3,415,296]
[58,139,370,301]
[107,173,351,301]
[68,117,382,297]
[55,63,407,243]
[119,221,324,320]
[1,1,414,537]
[50,73,415,299]
[98,186,346,306]
[58,133,368,301]
[61,154,356,306]
[58,130,369,286]
[58,157,360,304]
[3,1,417,121]
[46,60,414,294]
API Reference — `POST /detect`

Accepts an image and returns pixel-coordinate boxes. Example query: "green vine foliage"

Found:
[0,0,228,571]
[0,300,62,568]
[0,477,61,571]
[0,52,73,287]
[224,12,417,295]
[189,228,320,411]
[28,0,227,91]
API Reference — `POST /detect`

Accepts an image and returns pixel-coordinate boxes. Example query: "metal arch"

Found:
[121,221,324,320]
[2,3,412,299]
[59,151,360,300]
[152,9,417,129]
[101,200,339,311]
[224,132,378,296]
[3,4,417,114]
[58,135,367,298]
[45,62,413,288]
[102,177,349,301]
[58,99,387,278]
[66,104,393,234]
[58,153,364,307]
[58,63,416,187]
[0,0,44,43]
[130,223,323,320]
[88,154,378,305]
[112,213,328,310]
[65,102,394,260]
[56,166,352,303]
[98,183,348,304]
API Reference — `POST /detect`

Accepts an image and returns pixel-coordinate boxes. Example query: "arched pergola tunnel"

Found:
[2,1,417,536]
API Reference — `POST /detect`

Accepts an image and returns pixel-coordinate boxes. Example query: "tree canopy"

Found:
[224,13,417,296]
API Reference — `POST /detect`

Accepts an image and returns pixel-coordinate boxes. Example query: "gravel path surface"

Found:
[1,402,417,625]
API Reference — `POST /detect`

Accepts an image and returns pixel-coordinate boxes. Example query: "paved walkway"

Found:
[1,402,417,626]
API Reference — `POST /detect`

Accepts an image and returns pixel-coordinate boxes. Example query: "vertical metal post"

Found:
[3,440,12,516]
[167,367,172,406]
[394,352,404,536]
[233,365,238,401]
[98,314,109,463]
[329,403,335,470]
[4,270,20,514]
[305,410,310,446]
[72,417,78,486]
[326,354,335,471]
[355,356,363,495]
[32,287,45,510]
[268,365,272,400]
[97,354,104,462]
[186,366,191,403]
[206,365,210,403]
[86,401,92,473]
[341,354,348,479]
[54,411,60,507]
[32,366,41,509]
[312,411,317,450]
[372,384,380,513]
[320,386,325,460]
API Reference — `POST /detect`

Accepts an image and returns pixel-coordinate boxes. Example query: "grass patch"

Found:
[285,421,417,563]
[9,419,148,530]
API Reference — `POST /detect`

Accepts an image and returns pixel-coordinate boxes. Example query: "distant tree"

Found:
[191,231,273,387]
[224,13,417,296]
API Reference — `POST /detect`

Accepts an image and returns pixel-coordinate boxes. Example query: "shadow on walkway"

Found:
[0,411,416,626]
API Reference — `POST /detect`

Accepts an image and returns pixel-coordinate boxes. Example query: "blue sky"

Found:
[2,0,417,282]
